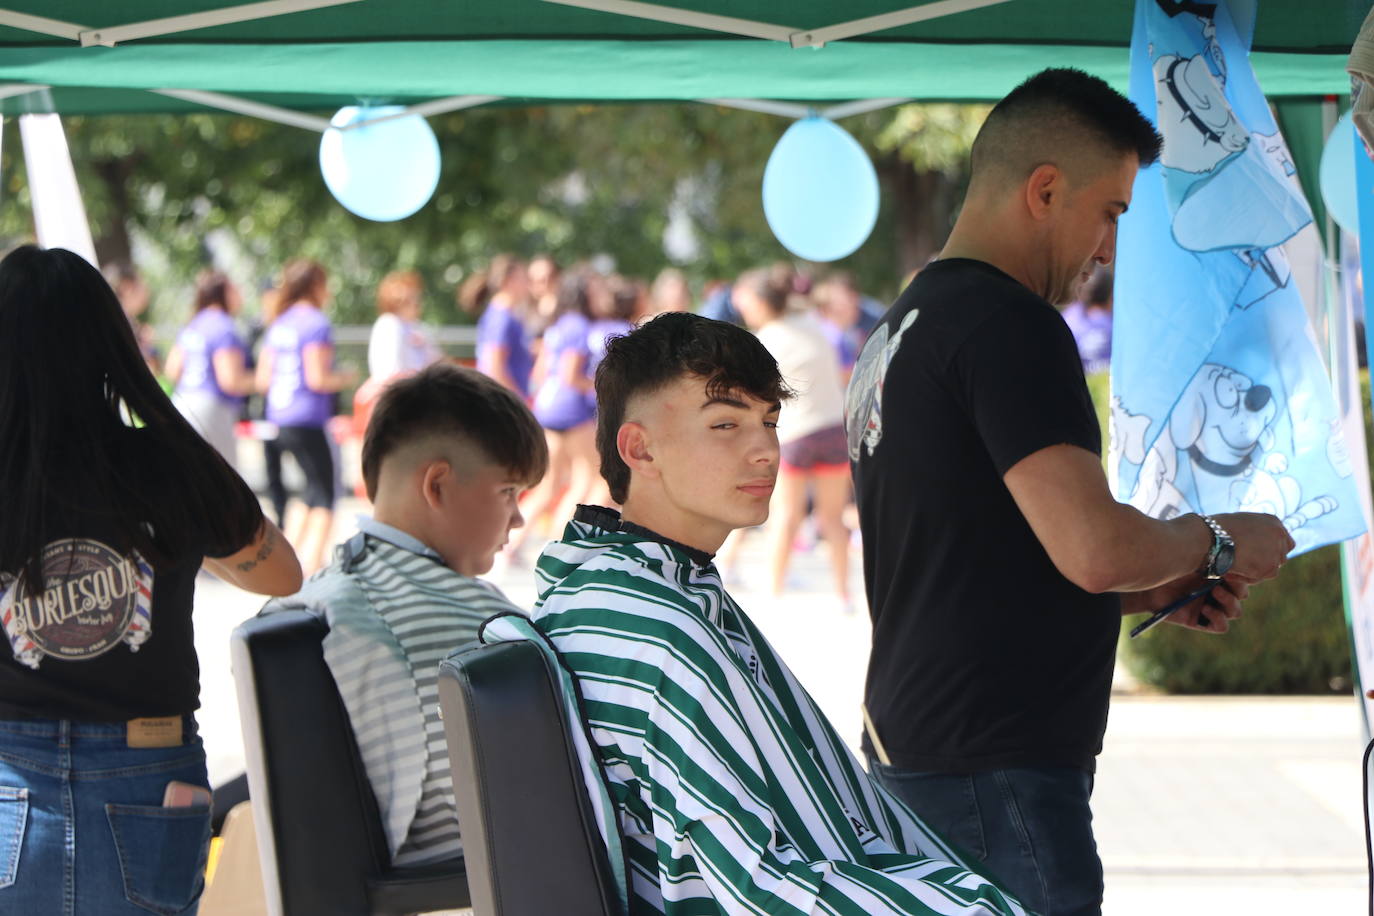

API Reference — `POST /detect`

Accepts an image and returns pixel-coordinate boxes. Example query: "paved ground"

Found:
[195,498,1370,914]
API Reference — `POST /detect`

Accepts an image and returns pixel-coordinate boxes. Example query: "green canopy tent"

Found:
[0,0,1365,125]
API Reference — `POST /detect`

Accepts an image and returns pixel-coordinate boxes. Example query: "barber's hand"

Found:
[1211,512,1294,583]
[1169,575,1247,633]
[1135,574,1249,634]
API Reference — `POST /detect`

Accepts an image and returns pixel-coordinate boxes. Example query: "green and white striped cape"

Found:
[481,512,1028,916]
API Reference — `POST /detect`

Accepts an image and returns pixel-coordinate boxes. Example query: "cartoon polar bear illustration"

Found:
[1114,363,1340,530]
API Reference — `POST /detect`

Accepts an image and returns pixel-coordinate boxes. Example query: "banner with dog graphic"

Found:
[1109,0,1365,555]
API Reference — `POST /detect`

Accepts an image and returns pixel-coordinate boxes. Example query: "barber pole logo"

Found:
[1,540,154,670]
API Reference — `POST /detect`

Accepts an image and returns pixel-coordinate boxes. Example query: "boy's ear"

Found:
[420,460,451,509]
[617,422,657,480]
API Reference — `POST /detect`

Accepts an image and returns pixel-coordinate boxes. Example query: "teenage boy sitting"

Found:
[264,363,547,866]
[497,313,1024,914]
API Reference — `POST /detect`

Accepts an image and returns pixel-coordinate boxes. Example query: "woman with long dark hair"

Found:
[165,271,253,467]
[0,246,302,914]
[256,259,356,574]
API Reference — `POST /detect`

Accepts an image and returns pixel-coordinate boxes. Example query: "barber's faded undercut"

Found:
[970,68,1162,190]
[594,312,792,504]
[361,363,548,500]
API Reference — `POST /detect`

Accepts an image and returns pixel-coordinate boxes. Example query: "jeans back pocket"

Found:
[0,787,28,889]
[106,803,211,915]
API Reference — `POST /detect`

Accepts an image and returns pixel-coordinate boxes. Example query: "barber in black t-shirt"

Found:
[847,69,1294,916]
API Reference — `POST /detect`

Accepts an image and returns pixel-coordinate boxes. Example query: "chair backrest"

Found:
[438,638,621,916]
[231,609,468,916]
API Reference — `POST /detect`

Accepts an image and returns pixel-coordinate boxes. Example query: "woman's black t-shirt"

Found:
[0,430,256,721]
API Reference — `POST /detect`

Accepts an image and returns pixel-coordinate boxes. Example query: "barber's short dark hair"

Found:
[972,68,1162,186]
[361,363,548,500]
[594,312,792,504]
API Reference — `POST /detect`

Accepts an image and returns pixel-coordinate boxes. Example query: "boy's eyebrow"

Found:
[700,397,783,413]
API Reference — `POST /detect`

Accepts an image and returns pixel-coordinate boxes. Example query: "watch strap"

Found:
[1198,514,1233,578]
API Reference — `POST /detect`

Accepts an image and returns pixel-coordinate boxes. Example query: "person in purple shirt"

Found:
[508,270,599,558]
[256,260,357,574]
[471,255,534,397]
[586,274,637,390]
[1058,266,1113,375]
[166,272,252,467]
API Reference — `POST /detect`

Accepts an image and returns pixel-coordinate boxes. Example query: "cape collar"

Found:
[573,504,716,569]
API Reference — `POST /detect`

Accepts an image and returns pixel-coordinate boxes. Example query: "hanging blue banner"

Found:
[1110,0,1365,555]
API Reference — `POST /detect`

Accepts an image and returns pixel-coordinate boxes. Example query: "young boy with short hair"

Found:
[264,363,547,867]
[485,313,1024,914]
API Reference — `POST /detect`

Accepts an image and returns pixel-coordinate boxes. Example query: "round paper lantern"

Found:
[762,116,880,263]
[319,105,441,222]
[1319,111,1359,235]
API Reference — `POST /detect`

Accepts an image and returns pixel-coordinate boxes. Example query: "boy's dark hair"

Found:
[594,312,792,504]
[361,363,548,500]
[971,68,1162,187]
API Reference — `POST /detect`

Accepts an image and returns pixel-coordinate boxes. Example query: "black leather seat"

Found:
[231,609,470,916]
[438,637,622,916]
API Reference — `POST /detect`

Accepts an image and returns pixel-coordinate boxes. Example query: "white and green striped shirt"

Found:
[265,519,519,866]
[512,509,1027,916]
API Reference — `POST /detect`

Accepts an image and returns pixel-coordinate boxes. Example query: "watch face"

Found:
[1214,542,1236,577]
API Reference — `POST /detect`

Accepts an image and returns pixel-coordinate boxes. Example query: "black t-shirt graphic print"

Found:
[2,539,154,669]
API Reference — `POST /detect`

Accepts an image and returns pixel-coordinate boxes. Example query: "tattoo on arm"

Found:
[236,524,277,573]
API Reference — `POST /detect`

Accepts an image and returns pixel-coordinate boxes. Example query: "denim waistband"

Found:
[0,715,199,742]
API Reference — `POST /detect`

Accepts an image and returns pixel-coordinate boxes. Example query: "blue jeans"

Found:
[0,718,212,915]
[869,759,1103,916]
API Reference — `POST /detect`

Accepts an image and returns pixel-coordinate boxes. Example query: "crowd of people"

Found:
[121,248,883,597]
[0,67,1302,916]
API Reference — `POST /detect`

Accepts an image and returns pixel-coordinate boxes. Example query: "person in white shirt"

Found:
[734,268,854,610]
[367,270,442,381]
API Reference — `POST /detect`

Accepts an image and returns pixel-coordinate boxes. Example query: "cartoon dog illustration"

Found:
[1153,51,1248,178]
[1116,363,1338,529]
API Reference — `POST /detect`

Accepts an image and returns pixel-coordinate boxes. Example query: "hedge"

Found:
[1084,370,1358,694]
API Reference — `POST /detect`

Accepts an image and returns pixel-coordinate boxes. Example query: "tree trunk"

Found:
[91,156,135,268]
[878,154,961,281]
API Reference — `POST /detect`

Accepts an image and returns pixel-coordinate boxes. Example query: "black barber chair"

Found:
[231,610,470,916]
[438,638,622,916]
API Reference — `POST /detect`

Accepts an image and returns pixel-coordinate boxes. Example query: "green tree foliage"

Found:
[0,102,987,329]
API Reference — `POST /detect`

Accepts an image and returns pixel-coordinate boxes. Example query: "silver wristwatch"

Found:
[1198,514,1235,580]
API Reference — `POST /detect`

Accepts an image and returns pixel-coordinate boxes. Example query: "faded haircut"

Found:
[594,312,793,504]
[361,363,548,500]
[970,68,1162,192]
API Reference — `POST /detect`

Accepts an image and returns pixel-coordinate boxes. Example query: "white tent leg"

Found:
[19,113,98,266]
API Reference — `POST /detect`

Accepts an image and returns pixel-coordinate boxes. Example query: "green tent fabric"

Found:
[0,0,1366,115]
[1274,97,1348,245]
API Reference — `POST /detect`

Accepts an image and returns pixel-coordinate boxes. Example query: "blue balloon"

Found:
[319,105,441,222]
[1320,111,1359,235]
[762,117,879,262]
